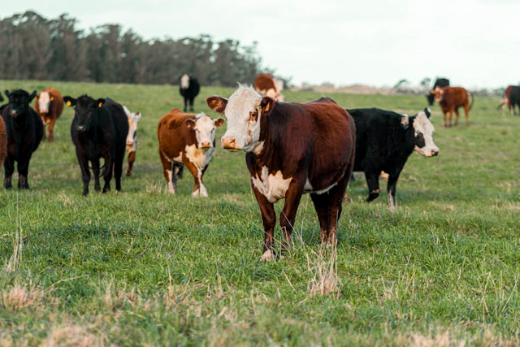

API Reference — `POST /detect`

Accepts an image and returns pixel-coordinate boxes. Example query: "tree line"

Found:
[0,11,281,86]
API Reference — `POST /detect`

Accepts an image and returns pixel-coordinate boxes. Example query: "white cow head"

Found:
[181,74,190,89]
[186,113,225,150]
[404,108,439,157]
[123,106,142,151]
[207,85,274,152]
[38,90,52,114]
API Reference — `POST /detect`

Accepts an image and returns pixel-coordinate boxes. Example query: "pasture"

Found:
[1,80,519,346]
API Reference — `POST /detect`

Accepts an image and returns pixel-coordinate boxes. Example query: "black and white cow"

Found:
[347,107,439,209]
[179,74,200,112]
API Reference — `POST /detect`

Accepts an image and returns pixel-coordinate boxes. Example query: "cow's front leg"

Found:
[279,182,304,255]
[454,109,460,126]
[386,173,401,210]
[102,157,113,193]
[91,158,101,192]
[365,170,380,202]
[77,152,91,196]
[17,155,32,189]
[251,185,276,261]
[448,109,454,127]
[48,118,56,142]
[4,156,14,189]
[185,160,207,197]
[443,111,448,127]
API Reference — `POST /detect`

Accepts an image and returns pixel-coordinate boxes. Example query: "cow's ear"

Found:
[135,112,142,120]
[214,117,225,127]
[63,96,76,107]
[185,118,196,128]
[430,89,436,94]
[96,98,105,108]
[400,115,410,129]
[424,108,431,118]
[260,96,275,116]
[29,90,37,102]
[207,96,228,114]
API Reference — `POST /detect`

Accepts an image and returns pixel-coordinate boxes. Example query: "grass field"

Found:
[0,79,519,346]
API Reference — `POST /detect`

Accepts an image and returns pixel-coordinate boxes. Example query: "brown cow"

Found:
[431,86,474,127]
[34,88,64,142]
[0,116,6,168]
[157,109,224,197]
[498,85,520,115]
[254,73,284,102]
[207,85,356,261]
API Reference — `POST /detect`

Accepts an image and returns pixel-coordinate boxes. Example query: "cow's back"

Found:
[509,86,520,104]
[157,109,194,157]
[254,74,276,92]
[104,98,129,148]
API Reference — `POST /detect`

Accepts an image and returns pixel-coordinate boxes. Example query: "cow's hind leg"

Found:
[114,151,124,192]
[189,97,195,112]
[3,156,14,189]
[464,103,470,126]
[443,111,448,127]
[454,108,460,126]
[386,173,402,210]
[183,97,188,112]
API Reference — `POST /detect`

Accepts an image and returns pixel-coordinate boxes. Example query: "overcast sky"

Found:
[3,0,519,89]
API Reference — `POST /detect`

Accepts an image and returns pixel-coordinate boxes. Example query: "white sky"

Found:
[3,0,519,89]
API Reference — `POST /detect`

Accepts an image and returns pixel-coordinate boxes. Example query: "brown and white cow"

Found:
[431,86,474,127]
[123,106,142,176]
[498,85,520,115]
[157,109,224,197]
[34,88,64,142]
[254,73,284,102]
[207,85,356,261]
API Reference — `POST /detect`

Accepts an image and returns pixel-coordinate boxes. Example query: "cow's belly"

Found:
[251,166,292,203]
[304,179,338,195]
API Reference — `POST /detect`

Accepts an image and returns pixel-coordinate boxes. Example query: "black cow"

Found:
[1,89,44,189]
[426,78,450,105]
[179,74,200,112]
[64,95,129,196]
[347,107,439,209]
[499,85,520,115]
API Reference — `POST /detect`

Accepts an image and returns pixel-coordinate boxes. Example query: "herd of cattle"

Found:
[0,75,518,258]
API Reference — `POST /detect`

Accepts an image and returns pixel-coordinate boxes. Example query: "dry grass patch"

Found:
[1,283,45,311]
[306,246,343,298]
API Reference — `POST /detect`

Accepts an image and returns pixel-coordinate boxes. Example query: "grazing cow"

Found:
[0,117,7,168]
[179,74,200,112]
[207,85,356,260]
[348,107,439,209]
[254,73,284,102]
[498,85,520,115]
[426,78,450,106]
[64,95,128,196]
[157,109,224,197]
[34,88,64,142]
[431,86,474,127]
[123,106,142,176]
[1,89,43,189]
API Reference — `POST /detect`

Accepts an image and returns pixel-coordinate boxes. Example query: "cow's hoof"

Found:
[260,249,275,262]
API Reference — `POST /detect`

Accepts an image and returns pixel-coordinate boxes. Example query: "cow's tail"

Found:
[468,91,475,111]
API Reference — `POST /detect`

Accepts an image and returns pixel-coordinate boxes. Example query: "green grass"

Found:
[1,80,519,346]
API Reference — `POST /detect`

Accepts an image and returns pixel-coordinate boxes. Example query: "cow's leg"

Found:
[365,170,380,202]
[189,97,195,112]
[114,150,124,192]
[48,118,56,142]
[442,111,448,127]
[126,151,136,176]
[251,186,276,261]
[279,183,304,255]
[386,173,401,210]
[17,154,32,189]
[464,103,470,126]
[183,97,188,112]
[42,124,47,142]
[3,155,14,189]
[91,158,101,192]
[184,161,207,197]
[454,108,460,126]
[76,151,91,196]
[102,157,113,193]
[448,109,454,127]
[159,150,175,193]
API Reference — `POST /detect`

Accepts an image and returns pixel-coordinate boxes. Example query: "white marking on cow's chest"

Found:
[251,166,292,203]
[184,144,206,170]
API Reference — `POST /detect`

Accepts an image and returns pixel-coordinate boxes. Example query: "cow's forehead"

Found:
[414,112,434,132]
[226,86,262,119]
[195,113,215,128]
[39,91,50,101]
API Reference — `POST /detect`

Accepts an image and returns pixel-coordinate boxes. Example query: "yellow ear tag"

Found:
[98,102,103,108]
[265,103,270,112]
[50,97,54,101]
[66,101,71,106]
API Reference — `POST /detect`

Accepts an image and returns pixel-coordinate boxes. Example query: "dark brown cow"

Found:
[254,73,284,102]
[498,85,520,115]
[207,85,356,261]
[34,88,64,142]
[157,109,224,197]
[431,86,474,127]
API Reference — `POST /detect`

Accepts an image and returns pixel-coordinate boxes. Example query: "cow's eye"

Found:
[249,111,257,121]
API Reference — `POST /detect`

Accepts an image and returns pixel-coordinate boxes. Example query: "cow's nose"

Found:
[431,149,439,157]
[10,111,17,118]
[126,140,134,146]
[221,137,237,150]
[76,125,86,132]
[201,141,211,148]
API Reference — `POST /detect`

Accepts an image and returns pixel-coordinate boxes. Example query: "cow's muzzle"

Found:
[200,141,212,149]
[10,111,18,118]
[221,137,239,151]
[76,125,86,132]
[431,149,440,157]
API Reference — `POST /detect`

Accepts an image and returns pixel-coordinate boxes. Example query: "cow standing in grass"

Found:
[123,106,141,176]
[208,85,356,260]
[347,107,439,209]
[64,95,128,196]
[431,86,474,127]
[0,117,6,168]
[179,74,200,112]
[1,89,43,189]
[157,108,224,197]
[34,88,64,142]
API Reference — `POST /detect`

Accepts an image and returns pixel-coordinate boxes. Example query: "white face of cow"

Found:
[181,74,190,89]
[413,110,439,157]
[38,91,51,113]
[188,113,224,150]
[220,86,265,152]
[125,110,141,150]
